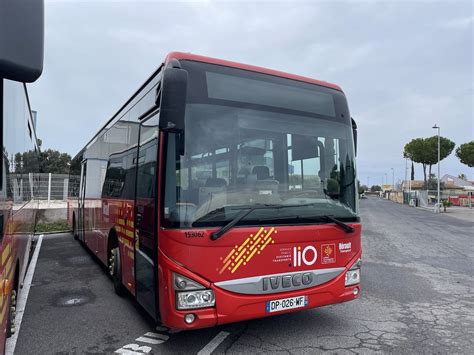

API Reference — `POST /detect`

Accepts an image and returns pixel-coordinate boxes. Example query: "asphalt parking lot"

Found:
[10,197,474,354]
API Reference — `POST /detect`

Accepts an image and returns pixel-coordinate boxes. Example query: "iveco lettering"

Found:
[68,52,362,329]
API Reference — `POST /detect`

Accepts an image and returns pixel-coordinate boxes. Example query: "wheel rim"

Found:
[9,290,17,335]
[109,248,117,277]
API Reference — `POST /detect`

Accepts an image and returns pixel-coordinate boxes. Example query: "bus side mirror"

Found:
[158,60,188,132]
[351,117,357,157]
[0,0,44,82]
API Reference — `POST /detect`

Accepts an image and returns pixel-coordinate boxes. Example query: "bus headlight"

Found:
[173,273,205,291]
[173,272,215,310]
[345,258,361,286]
[176,290,215,310]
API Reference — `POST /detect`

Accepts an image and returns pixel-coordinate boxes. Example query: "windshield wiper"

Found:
[321,215,355,234]
[210,203,317,241]
[249,214,355,234]
[210,207,257,241]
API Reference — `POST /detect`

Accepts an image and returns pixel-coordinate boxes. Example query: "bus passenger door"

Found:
[134,113,159,319]
[78,161,87,242]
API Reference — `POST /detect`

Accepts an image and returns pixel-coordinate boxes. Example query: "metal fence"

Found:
[11,173,70,201]
[37,173,70,201]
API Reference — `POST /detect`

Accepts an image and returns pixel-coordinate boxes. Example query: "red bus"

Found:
[69,52,361,329]
[0,0,44,351]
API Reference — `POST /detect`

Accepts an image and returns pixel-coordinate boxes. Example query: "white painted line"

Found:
[197,331,230,355]
[143,332,169,341]
[135,336,163,345]
[5,234,44,355]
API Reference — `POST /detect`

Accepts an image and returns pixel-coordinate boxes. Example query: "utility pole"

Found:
[432,124,441,213]
[405,158,408,192]
[391,167,395,191]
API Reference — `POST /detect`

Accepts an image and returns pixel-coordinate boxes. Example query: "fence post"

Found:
[47,172,52,204]
[63,178,69,201]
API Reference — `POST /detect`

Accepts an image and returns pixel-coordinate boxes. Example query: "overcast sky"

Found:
[29,0,473,185]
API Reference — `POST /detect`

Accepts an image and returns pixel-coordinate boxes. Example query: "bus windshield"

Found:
[163,61,357,228]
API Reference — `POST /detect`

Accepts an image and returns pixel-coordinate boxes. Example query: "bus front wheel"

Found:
[109,246,126,296]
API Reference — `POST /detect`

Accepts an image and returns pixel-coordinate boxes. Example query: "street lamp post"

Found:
[391,167,395,191]
[433,124,441,213]
[404,158,408,192]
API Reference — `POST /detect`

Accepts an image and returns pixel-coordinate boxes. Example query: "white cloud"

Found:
[29,0,474,183]
[440,15,474,29]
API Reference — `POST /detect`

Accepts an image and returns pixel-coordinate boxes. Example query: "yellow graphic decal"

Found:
[219,227,276,274]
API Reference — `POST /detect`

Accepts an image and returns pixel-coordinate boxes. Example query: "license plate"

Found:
[266,296,308,313]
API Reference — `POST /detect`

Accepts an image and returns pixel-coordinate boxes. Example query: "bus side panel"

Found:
[0,221,15,354]
[117,199,135,294]
[103,198,135,294]
[94,202,107,264]
[83,200,97,257]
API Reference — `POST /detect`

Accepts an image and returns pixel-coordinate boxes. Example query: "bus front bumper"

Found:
[158,251,361,330]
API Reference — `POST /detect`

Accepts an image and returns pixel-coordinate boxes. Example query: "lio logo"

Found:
[293,245,317,267]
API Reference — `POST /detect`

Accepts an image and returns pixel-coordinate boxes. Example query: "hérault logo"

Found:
[293,245,317,267]
[338,242,352,253]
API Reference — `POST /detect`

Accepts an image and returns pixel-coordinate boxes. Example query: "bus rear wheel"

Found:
[109,246,126,296]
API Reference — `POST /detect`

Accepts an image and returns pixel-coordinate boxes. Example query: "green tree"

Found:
[456,141,474,167]
[404,136,455,183]
[424,136,455,179]
[370,185,382,192]
[14,139,72,174]
[359,184,368,194]
[458,173,467,180]
[404,138,428,182]
[39,149,71,174]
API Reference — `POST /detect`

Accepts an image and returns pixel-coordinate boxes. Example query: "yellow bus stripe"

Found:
[246,247,258,263]
[237,237,250,252]
[219,260,231,274]
[260,235,273,251]
[223,249,236,264]
[253,227,264,240]
[250,237,262,251]
[235,247,247,262]
[231,259,244,273]
[264,227,275,240]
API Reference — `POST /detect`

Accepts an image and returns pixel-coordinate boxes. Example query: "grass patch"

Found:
[36,220,70,233]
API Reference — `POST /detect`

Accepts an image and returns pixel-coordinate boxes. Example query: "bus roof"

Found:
[165,51,343,92]
[74,51,343,161]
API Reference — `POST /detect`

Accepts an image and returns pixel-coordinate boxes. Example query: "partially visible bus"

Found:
[69,51,361,330]
[0,0,44,351]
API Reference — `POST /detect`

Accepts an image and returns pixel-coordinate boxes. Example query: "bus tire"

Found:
[6,267,19,338]
[6,289,17,338]
[110,245,126,296]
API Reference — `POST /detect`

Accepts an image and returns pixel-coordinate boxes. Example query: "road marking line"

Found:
[115,344,152,354]
[197,331,230,355]
[5,234,44,355]
[143,332,169,340]
[135,336,164,345]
